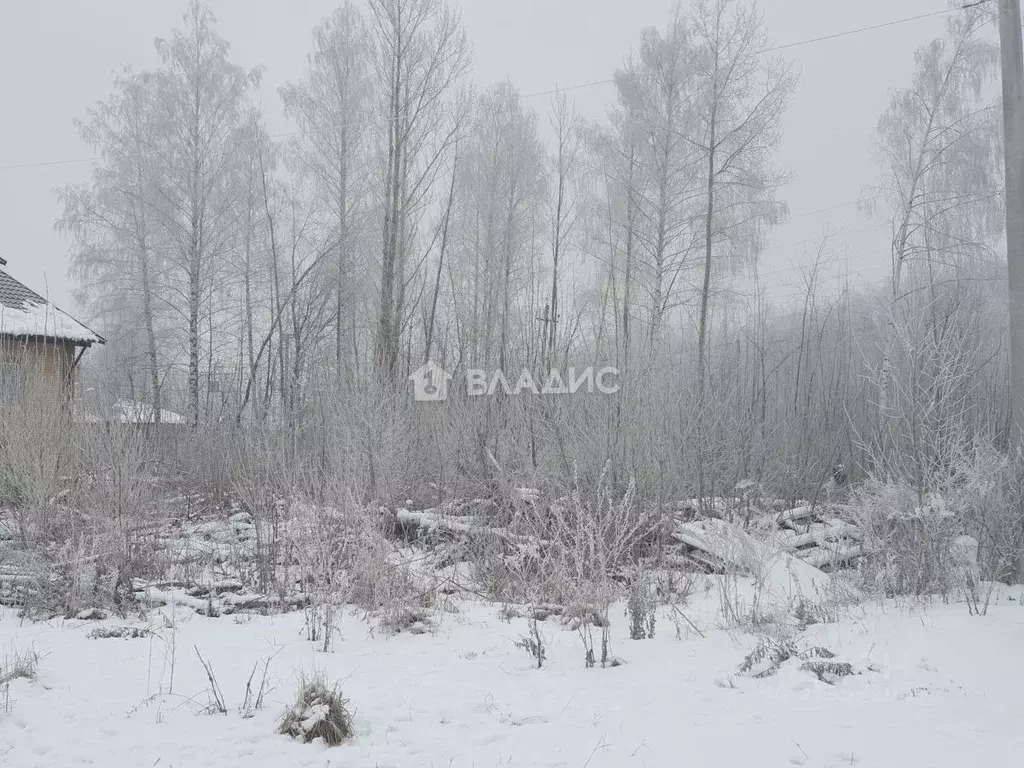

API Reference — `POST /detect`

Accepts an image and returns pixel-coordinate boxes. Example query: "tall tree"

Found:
[866,6,1002,476]
[544,93,586,372]
[868,7,1001,417]
[368,0,471,382]
[150,1,259,425]
[687,0,794,506]
[58,69,168,421]
[449,82,546,370]
[689,0,793,402]
[281,2,373,387]
[616,11,697,352]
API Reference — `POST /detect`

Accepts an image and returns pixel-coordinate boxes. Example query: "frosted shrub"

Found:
[291,501,350,651]
[286,497,427,640]
[536,466,662,666]
[851,445,1024,601]
[278,674,353,746]
[624,564,657,640]
[347,519,423,626]
[0,385,73,547]
[946,446,1024,587]
[849,480,960,598]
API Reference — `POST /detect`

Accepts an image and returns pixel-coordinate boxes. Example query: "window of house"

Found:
[0,362,26,407]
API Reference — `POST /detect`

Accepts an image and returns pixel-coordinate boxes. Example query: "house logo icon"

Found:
[409,360,452,402]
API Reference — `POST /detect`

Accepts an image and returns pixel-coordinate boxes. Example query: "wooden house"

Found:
[0,258,104,409]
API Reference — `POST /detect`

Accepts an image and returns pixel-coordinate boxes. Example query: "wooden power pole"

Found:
[999,0,1024,442]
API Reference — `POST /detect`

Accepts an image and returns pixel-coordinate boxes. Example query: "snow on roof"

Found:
[113,399,185,424]
[0,267,104,346]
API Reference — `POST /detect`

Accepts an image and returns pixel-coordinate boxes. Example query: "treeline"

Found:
[59,0,1008,505]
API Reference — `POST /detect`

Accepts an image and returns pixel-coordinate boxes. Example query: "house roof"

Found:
[0,265,105,346]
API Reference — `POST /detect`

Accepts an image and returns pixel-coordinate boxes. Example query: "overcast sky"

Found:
[0,0,958,315]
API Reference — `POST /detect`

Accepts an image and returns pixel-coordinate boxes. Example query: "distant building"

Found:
[0,258,104,409]
[110,399,185,425]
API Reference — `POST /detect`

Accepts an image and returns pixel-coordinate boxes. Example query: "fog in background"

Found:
[0,0,953,310]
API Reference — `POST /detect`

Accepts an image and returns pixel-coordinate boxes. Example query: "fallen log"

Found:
[396,509,548,547]
[798,543,867,569]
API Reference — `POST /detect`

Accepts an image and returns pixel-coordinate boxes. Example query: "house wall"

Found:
[0,336,77,409]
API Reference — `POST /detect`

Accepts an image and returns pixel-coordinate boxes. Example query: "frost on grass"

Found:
[87,626,150,640]
[738,637,799,678]
[738,638,853,683]
[278,675,353,747]
[379,605,433,635]
[800,660,855,684]
[0,647,39,685]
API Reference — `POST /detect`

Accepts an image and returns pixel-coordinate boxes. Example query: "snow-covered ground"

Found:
[1,584,1023,767]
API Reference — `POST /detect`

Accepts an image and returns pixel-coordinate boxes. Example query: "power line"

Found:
[0,2,992,174]
[764,3,990,54]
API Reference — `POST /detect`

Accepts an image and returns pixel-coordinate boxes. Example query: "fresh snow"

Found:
[672,518,835,600]
[74,399,187,425]
[112,399,186,425]
[2,585,1023,767]
[0,297,102,346]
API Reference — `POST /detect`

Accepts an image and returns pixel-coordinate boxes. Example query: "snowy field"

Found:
[2,583,1023,768]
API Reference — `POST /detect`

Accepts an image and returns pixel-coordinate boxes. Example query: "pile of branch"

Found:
[763,506,866,570]
[665,503,866,574]
[395,508,546,548]
[133,578,309,616]
[666,517,834,600]
[0,565,35,607]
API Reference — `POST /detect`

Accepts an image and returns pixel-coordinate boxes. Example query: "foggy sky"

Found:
[0,0,956,315]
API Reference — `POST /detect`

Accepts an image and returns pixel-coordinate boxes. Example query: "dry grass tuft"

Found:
[278,674,353,746]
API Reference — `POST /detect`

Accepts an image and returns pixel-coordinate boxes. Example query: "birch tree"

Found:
[868,7,1001,418]
[150,1,259,425]
[281,2,373,387]
[681,0,794,507]
[58,69,168,421]
[226,110,274,418]
[866,6,1002,477]
[615,12,698,352]
[369,0,471,382]
[544,93,586,372]
[688,0,794,402]
[449,82,546,370]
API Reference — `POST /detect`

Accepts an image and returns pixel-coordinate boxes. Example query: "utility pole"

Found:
[999,0,1024,442]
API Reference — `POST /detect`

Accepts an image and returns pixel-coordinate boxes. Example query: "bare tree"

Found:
[688,0,794,403]
[149,1,259,425]
[686,0,794,507]
[865,6,1001,420]
[281,2,374,388]
[448,82,546,371]
[543,93,586,372]
[369,0,471,382]
[615,12,697,352]
[59,69,168,421]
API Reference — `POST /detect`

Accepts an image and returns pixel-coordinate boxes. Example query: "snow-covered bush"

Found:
[70,423,161,612]
[284,497,430,639]
[0,399,162,617]
[0,646,38,686]
[849,444,1024,600]
[624,563,657,640]
[290,501,351,650]
[0,385,74,547]
[856,486,955,597]
[944,445,1024,588]
[230,430,294,596]
[849,480,961,598]
[277,674,353,746]
[535,467,663,667]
